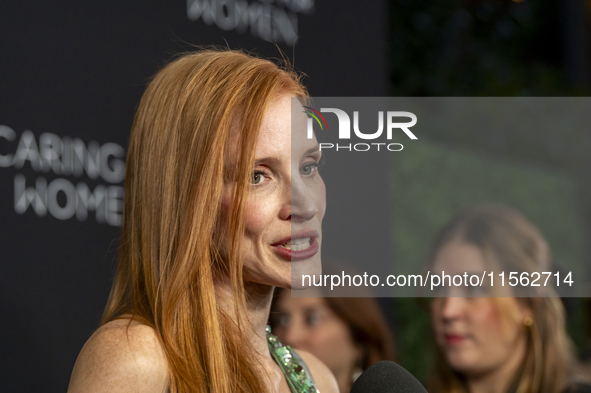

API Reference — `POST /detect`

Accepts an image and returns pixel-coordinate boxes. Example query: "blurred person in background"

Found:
[427,205,590,393]
[270,286,396,393]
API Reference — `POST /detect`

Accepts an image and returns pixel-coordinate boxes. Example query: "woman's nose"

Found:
[282,324,307,348]
[440,297,466,321]
[280,177,319,223]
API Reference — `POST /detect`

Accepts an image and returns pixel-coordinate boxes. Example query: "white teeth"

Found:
[280,238,311,251]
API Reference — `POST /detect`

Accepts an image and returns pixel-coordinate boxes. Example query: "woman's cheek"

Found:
[313,180,327,221]
[471,299,504,345]
[243,198,276,236]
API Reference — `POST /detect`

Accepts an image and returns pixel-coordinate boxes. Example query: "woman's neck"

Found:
[335,368,354,393]
[245,281,277,357]
[215,279,290,390]
[465,334,527,393]
[214,279,275,359]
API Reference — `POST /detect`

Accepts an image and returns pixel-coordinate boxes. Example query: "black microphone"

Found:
[350,360,428,393]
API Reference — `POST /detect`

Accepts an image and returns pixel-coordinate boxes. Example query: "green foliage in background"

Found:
[392,297,433,383]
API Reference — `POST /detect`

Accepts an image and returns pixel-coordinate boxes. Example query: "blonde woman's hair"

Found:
[102,49,306,393]
[427,205,579,393]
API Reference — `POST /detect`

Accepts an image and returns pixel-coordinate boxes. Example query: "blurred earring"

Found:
[523,316,533,327]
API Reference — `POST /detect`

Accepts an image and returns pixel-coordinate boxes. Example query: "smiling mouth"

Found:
[272,234,319,261]
[279,238,311,251]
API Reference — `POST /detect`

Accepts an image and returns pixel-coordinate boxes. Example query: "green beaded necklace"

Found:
[266,325,320,393]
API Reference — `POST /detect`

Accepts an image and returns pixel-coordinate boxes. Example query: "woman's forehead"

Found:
[433,241,487,274]
[223,95,318,168]
[256,95,318,161]
[280,291,325,306]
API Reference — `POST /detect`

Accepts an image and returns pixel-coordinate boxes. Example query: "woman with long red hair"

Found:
[67,49,337,393]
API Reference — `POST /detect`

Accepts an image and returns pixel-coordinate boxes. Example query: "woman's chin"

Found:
[446,353,483,375]
[242,254,322,290]
[290,255,322,289]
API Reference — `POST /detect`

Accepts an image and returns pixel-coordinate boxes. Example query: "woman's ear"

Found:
[516,298,536,325]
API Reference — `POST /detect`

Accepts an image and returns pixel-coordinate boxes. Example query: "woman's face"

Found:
[430,242,529,377]
[221,94,326,288]
[273,290,362,379]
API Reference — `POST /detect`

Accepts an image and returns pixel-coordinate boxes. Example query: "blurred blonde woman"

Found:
[67,50,338,393]
[427,205,590,393]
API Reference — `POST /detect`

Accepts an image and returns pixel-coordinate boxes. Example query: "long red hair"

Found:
[102,49,307,393]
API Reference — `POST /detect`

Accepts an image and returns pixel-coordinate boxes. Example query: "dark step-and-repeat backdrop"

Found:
[0,2,388,392]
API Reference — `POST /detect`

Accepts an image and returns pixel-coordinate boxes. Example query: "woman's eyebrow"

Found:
[303,305,325,313]
[304,145,321,155]
[254,156,281,165]
[254,145,320,165]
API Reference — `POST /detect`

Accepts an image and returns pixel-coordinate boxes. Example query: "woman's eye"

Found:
[305,311,321,326]
[251,171,265,185]
[300,163,318,176]
[278,313,290,327]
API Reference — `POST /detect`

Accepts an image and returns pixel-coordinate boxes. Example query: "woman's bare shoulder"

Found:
[67,317,169,393]
[296,349,340,393]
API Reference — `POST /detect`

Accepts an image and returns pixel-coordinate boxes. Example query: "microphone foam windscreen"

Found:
[350,360,428,393]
